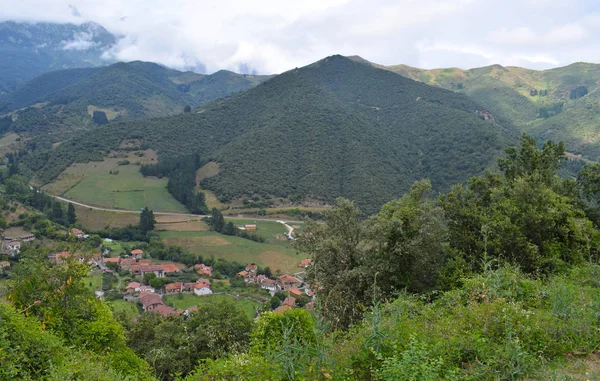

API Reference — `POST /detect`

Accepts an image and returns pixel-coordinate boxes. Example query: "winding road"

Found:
[47,193,303,223]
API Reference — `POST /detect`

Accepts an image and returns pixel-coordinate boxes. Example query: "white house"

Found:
[193,284,213,295]
[5,241,21,253]
[260,279,280,292]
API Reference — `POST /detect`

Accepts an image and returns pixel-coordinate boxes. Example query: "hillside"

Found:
[0,61,272,146]
[27,55,517,213]
[363,57,600,161]
[0,21,115,95]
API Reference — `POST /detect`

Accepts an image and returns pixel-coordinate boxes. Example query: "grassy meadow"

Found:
[43,151,187,212]
[108,299,141,320]
[160,218,304,273]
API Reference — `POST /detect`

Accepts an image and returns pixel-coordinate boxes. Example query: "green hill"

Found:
[366,57,600,161]
[27,55,517,213]
[0,61,272,146]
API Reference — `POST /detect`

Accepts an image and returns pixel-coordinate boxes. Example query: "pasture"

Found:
[43,151,187,212]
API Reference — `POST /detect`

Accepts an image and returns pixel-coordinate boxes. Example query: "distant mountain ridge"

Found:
[348,56,600,162]
[0,21,116,94]
[28,55,518,213]
[0,61,273,146]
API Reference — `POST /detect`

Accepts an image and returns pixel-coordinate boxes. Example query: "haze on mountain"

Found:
[27,55,517,213]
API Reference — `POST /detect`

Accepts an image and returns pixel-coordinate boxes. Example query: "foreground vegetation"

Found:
[2,135,600,380]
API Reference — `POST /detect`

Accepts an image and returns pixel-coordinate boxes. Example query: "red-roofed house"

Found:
[282,296,296,307]
[54,251,70,262]
[245,263,258,273]
[237,271,248,277]
[140,265,164,278]
[138,285,155,293]
[131,249,144,259]
[193,280,212,295]
[289,288,302,297]
[299,259,312,268]
[260,278,280,292]
[71,228,85,239]
[139,292,164,311]
[125,282,141,293]
[120,258,137,270]
[278,274,302,290]
[5,241,20,253]
[103,257,121,265]
[165,282,183,294]
[195,264,213,276]
[153,304,178,317]
[138,259,152,266]
[159,263,181,274]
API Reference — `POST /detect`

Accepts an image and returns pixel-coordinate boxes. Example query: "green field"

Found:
[161,219,304,273]
[84,273,102,292]
[109,299,141,319]
[164,294,259,319]
[43,155,187,212]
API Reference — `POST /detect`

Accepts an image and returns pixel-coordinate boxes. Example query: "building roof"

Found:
[194,279,211,289]
[282,296,296,307]
[160,263,181,273]
[102,257,121,264]
[279,274,300,284]
[261,279,276,285]
[139,292,164,308]
[140,265,163,272]
[299,258,312,267]
[289,288,302,296]
[274,305,292,314]
[126,282,141,289]
[164,282,183,291]
[6,241,20,246]
[138,259,152,266]
[55,252,70,260]
[120,258,137,266]
[71,228,84,236]
[237,271,248,277]
[153,305,178,317]
[245,263,258,272]
[131,249,144,255]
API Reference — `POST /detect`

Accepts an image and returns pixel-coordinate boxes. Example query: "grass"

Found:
[108,299,141,320]
[84,273,102,292]
[43,152,187,212]
[164,294,259,319]
[160,228,302,273]
[74,205,140,230]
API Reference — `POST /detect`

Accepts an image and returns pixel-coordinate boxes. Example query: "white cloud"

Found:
[61,31,97,50]
[0,0,598,73]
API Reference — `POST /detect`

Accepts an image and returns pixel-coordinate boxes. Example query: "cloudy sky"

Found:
[1,0,599,74]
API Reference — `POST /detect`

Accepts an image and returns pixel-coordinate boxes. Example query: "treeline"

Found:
[141,154,208,214]
[206,208,265,242]
[298,135,600,329]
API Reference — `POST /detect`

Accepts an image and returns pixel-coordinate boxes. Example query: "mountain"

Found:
[359,56,600,161]
[0,21,116,94]
[0,61,273,144]
[27,55,517,213]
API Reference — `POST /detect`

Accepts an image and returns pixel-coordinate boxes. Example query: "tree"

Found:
[51,201,64,223]
[67,203,76,225]
[269,296,281,310]
[296,198,368,329]
[139,207,156,233]
[92,110,109,125]
[183,105,191,113]
[211,208,225,232]
[367,180,449,293]
[222,221,236,236]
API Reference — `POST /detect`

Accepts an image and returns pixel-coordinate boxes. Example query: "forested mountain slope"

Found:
[28,55,517,213]
[361,56,600,161]
[0,61,272,146]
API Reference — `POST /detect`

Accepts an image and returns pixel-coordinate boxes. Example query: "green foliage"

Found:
[67,202,77,225]
[93,110,109,125]
[250,309,317,353]
[125,300,252,380]
[140,207,156,233]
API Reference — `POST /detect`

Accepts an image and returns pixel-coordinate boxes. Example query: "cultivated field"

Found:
[43,151,187,212]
